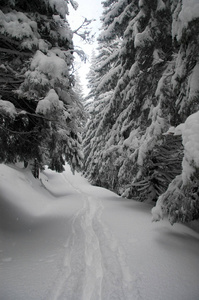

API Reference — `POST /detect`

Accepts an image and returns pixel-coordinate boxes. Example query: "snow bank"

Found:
[1,164,199,299]
[0,163,84,299]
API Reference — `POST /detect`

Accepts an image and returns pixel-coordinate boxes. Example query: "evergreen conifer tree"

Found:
[83,0,199,224]
[83,35,120,183]
[0,0,83,175]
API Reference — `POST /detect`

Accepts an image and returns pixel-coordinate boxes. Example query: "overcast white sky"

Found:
[68,0,103,95]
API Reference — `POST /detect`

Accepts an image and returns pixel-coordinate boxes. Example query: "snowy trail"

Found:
[45,174,140,300]
[1,164,199,300]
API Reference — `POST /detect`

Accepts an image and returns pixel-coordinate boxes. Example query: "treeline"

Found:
[83,0,199,224]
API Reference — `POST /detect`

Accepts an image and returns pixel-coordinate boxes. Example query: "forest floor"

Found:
[0,163,199,300]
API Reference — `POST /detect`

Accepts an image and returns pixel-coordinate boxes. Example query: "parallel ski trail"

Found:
[45,174,141,300]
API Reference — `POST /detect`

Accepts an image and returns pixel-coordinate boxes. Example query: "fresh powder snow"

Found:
[0,163,199,300]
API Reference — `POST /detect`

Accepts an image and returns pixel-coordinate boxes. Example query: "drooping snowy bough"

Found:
[0,0,83,174]
[152,111,199,224]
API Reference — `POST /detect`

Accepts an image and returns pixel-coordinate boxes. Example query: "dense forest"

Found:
[0,0,199,225]
[83,0,199,224]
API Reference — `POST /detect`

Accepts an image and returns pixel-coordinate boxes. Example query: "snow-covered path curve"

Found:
[0,164,199,300]
[45,174,139,300]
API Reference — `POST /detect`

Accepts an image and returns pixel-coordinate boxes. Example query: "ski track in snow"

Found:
[44,174,141,300]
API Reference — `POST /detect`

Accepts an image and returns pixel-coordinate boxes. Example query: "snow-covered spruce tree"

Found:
[152,112,199,224]
[85,50,97,103]
[0,0,83,175]
[73,71,84,103]
[151,1,199,224]
[83,34,121,186]
[83,0,199,217]
[84,0,175,194]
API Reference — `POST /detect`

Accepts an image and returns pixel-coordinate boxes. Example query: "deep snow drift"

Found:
[0,163,199,300]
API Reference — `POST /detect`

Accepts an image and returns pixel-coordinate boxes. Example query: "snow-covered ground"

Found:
[0,164,199,300]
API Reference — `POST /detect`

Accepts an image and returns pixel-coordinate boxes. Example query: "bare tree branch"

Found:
[72,18,96,43]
